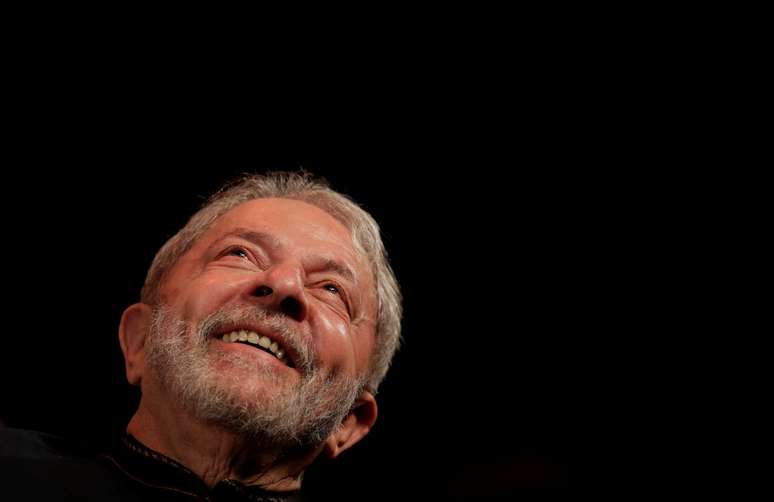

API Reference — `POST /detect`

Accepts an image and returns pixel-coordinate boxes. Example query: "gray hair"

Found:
[141,171,402,393]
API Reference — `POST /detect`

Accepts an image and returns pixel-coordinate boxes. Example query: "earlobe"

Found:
[324,391,378,459]
[118,303,153,386]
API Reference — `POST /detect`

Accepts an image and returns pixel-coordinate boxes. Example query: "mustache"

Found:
[196,305,316,374]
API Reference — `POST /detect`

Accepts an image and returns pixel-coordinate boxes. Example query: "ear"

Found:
[118,303,153,386]
[323,391,378,459]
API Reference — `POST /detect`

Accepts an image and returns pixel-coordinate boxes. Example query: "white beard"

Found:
[144,305,362,450]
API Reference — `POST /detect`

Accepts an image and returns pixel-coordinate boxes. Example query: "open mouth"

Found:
[218,330,295,368]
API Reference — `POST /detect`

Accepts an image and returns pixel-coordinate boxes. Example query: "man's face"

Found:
[144,198,378,447]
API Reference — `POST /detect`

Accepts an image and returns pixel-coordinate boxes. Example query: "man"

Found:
[0,171,402,500]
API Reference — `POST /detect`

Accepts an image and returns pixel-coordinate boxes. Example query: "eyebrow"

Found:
[216,228,357,284]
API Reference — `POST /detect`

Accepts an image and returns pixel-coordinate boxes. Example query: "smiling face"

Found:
[141,198,378,447]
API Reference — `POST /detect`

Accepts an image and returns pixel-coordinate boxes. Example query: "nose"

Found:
[250,261,308,322]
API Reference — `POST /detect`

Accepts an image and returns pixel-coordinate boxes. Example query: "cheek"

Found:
[354,327,376,373]
[317,315,358,370]
[319,315,349,344]
[179,276,244,320]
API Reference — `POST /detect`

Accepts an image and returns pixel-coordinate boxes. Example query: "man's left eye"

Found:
[319,283,350,318]
[227,247,249,259]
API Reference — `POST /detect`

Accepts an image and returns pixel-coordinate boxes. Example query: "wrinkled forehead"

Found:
[209,198,356,253]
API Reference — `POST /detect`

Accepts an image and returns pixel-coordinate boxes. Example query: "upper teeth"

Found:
[220,330,287,364]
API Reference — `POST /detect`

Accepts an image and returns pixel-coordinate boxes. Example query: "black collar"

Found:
[103,434,301,502]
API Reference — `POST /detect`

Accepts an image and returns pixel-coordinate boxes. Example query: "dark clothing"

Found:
[0,427,301,501]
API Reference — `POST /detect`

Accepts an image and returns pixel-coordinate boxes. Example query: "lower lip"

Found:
[213,339,292,370]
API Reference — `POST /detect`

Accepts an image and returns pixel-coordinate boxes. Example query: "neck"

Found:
[127,389,321,491]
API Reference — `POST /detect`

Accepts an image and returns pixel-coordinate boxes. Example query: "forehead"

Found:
[206,197,354,248]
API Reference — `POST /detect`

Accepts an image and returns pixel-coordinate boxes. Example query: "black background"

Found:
[0,12,751,497]
[0,77,677,498]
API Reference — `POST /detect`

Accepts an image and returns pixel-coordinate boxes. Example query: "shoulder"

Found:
[0,427,131,499]
[0,427,87,459]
